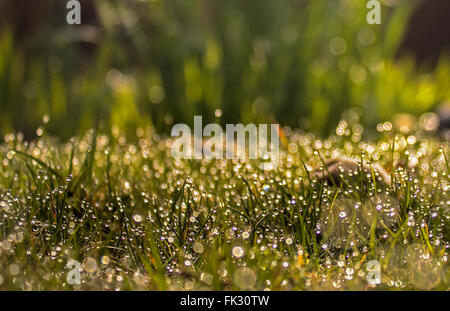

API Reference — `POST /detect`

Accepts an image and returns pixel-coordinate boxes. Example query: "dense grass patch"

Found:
[0,119,448,290]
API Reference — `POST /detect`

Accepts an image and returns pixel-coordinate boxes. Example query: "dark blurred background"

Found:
[0,0,449,139]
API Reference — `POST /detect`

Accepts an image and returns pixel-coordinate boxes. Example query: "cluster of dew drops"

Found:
[0,114,448,290]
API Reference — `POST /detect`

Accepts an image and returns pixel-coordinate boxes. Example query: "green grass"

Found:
[2,0,449,138]
[0,117,448,290]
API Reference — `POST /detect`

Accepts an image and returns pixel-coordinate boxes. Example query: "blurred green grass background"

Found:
[0,0,449,139]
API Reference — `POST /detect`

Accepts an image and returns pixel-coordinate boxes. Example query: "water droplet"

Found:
[42,114,50,124]
[232,246,245,258]
[193,242,204,254]
[101,255,110,265]
[133,214,143,223]
[9,264,19,276]
[233,268,256,289]
[83,257,97,273]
